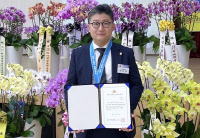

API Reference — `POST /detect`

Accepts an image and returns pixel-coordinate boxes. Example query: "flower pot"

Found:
[5,46,23,74]
[61,45,70,58]
[35,47,60,77]
[133,46,145,63]
[29,46,37,59]
[23,47,28,55]
[28,46,37,70]
[24,119,42,138]
[164,45,190,68]
[60,45,70,69]
[176,45,190,68]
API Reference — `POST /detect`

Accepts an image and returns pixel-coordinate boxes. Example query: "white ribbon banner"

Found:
[45,34,51,73]
[127,30,134,48]
[160,112,165,124]
[149,111,156,129]
[37,34,44,73]
[159,31,166,60]
[64,126,70,138]
[121,30,128,47]
[64,127,77,138]
[68,30,76,46]
[0,36,5,75]
[169,30,178,62]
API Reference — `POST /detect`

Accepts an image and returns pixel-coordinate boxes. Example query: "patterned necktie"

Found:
[96,48,106,83]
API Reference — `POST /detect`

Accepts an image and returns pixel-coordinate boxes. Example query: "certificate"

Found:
[66,83,131,131]
[101,84,131,128]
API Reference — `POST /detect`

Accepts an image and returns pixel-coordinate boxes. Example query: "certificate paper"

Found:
[67,85,100,131]
[66,83,131,131]
[101,84,131,128]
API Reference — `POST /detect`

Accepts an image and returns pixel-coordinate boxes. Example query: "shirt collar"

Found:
[93,41,109,50]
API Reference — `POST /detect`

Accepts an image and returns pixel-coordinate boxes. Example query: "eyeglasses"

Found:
[89,21,112,29]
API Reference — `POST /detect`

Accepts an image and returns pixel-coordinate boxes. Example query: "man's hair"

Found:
[88,4,114,23]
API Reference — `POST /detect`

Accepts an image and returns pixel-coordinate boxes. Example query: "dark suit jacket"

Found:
[64,42,144,138]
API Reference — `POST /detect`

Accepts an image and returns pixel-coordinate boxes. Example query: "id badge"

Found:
[117,64,129,74]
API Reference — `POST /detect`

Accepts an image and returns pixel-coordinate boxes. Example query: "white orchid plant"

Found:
[0,64,53,137]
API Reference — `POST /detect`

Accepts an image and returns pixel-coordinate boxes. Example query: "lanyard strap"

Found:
[90,40,112,84]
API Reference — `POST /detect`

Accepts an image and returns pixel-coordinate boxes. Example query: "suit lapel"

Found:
[111,44,122,83]
[84,44,92,84]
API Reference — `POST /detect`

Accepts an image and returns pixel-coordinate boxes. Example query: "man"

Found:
[65,4,143,138]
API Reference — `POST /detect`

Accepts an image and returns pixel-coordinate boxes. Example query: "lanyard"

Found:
[90,40,112,84]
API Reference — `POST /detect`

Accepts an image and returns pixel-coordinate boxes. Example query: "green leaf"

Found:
[30,109,38,117]
[26,117,34,124]
[139,108,151,130]
[70,43,81,48]
[58,119,63,127]
[185,42,192,51]
[33,33,39,42]
[57,110,64,115]
[22,130,34,137]
[175,27,196,51]
[176,115,182,122]
[8,123,16,133]
[178,36,187,41]
[43,114,52,126]
[39,115,46,127]
[175,122,181,134]
[180,121,195,138]
[139,45,144,53]
[53,47,59,55]
[40,106,49,113]
[144,133,153,138]
[148,35,159,53]
[81,33,92,44]
[26,39,34,46]
[51,39,57,45]
[136,115,144,121]
[112,39,122,44]
[33,108,39,116]
[13,43,21,51]
[195,127,200,138]
[56,33,63,43]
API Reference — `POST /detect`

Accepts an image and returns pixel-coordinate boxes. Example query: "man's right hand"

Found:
[71,130,85,133]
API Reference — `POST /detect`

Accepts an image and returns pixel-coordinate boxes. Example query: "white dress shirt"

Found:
[92,41,112,83]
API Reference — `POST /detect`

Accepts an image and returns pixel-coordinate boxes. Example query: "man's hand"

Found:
[70,130,85,134]
[119,114,135,132]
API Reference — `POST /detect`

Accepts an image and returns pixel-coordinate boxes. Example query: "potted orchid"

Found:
[0,7,26,50]
[111,2,159,54]
[136,59,200,138]
[26,1,66,55]
[0,64,53,137]
[0,7,27,68]
[174,0,200,52]
[0,64,36,137]
[24,70,53,138]
[56,0,98,48]
[45,68,69,132]
[147,0,200,52]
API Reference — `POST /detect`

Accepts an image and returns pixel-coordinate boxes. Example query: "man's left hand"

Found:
[119,114,135,132]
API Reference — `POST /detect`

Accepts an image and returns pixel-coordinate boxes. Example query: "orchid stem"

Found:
[194,113,199,131]
[138,103,142,115]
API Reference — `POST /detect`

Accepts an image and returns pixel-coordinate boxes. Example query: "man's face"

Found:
[88,13,115,46]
